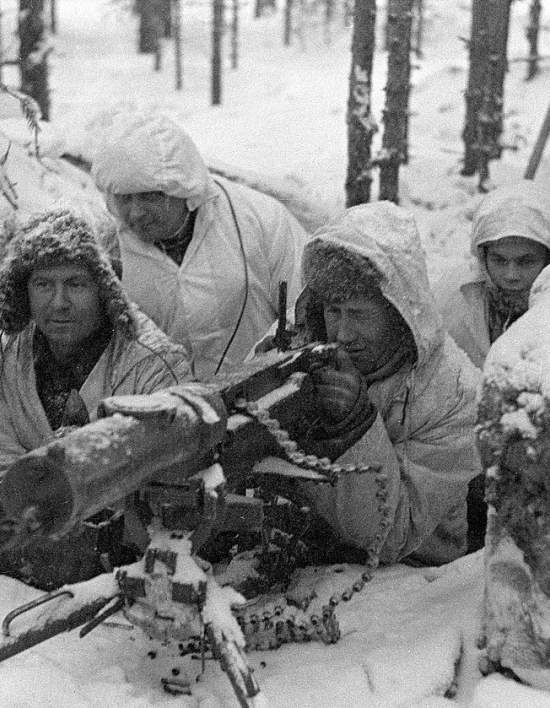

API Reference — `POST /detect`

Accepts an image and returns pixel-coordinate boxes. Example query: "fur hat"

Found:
[302,240,382,303]
[0,208,134,336]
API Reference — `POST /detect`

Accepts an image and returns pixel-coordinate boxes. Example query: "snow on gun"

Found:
[476,272,550,692]
[0,342,341,707]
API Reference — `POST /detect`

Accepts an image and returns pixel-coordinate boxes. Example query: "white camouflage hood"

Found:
[470,180,550,280]
[297,201,443,369]
[91,113,217,211]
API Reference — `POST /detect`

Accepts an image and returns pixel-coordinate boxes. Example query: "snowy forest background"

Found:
[0,0,548,706]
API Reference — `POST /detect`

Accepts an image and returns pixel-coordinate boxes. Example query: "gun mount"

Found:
[0,341,388,706]
[1,344,339,545]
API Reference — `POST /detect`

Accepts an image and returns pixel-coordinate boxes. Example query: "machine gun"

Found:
[0,337,380,706]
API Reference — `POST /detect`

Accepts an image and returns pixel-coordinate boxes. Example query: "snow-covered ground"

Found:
[0,0,549,705]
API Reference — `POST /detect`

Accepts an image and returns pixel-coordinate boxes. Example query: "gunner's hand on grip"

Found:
[308,348,363,426]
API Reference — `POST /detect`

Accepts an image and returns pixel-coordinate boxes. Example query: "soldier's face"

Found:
[485,236,548,292]
[323,292,406,375]
[28,263,104,360]
[111,191,189,243]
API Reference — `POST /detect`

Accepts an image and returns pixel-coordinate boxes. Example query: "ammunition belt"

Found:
[235,397,381,484]
[229,397,392,652]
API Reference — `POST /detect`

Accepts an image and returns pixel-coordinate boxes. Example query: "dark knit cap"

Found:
[302,240,382,303]
[0,208,134,336]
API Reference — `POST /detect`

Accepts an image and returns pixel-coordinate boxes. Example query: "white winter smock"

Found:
[294,204,482,565]
[0,310,192,476]
[92,115,308,378]
[433,181,550,369]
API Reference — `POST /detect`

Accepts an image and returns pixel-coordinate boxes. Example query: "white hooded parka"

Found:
[290,203,482,566]
[92,115,308,378]
[433,181,550,369]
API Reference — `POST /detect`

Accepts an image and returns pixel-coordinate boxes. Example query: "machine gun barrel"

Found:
[0,343,336,546]
[1,385,227,540]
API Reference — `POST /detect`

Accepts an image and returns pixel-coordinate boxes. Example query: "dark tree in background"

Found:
[378,0,413,203]
[412,0,424,59]
[462,0,489,176]
[173,0,182,89]
[476,0,512,189]
[345,0,377,207]
[324,0,334,45]
[49,0,56,33]
[211,0,224,105]
[231,0,239,70]
[0,2,4,83]
[461,0,512,189]
[137,0,164,53]
[526,0,542,81]
[161,0,172,38]
[19,0,50,120]
[255,0,275,19]
[284,0,293,46]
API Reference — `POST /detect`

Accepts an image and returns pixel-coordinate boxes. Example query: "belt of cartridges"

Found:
[231,398,392,651]
[234,397,388,484]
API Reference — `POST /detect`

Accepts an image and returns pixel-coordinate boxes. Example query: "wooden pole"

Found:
[524,101,550,179]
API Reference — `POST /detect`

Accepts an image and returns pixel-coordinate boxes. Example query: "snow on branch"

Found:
[477,268,550,689]
[0,84,40,155]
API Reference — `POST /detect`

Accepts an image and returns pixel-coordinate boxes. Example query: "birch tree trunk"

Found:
[19,0,50,121]
[526,0,541,81]
[378,0,413,204]
[345,0,377,207]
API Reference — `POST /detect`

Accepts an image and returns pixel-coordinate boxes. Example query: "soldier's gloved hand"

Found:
[299,348,378,459]
[308,348,365,427]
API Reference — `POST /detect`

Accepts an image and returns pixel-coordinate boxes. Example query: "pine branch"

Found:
[0,82,41,156]
[0,142,19,209]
